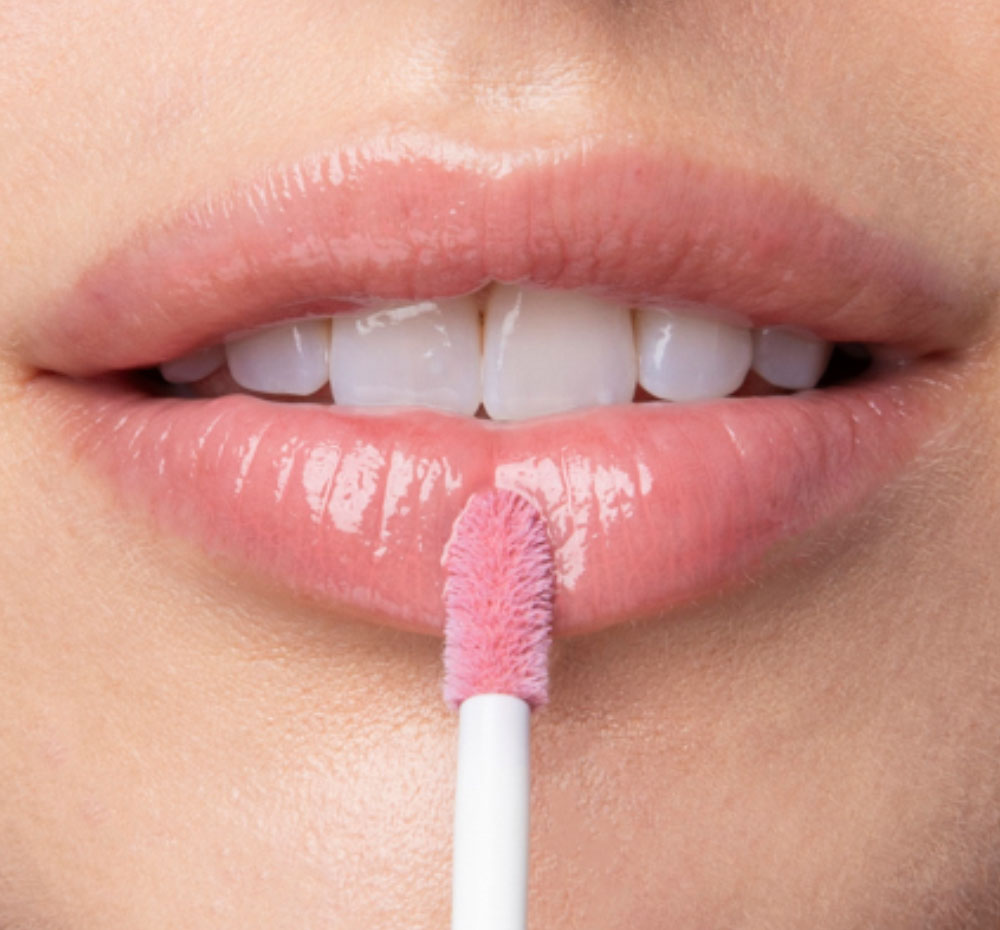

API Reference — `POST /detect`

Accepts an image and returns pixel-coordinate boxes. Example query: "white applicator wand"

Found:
[442,489,556,930]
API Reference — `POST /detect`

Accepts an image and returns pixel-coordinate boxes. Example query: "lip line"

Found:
[21,137,976,378]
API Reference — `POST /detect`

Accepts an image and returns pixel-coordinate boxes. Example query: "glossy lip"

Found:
[22,138,976,634]
[22,137,978,376]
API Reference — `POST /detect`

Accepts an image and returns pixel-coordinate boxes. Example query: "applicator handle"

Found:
[451,693,531,930]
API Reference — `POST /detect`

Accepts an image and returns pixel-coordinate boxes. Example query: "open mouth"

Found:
[19,139,981,634]
[149,287,869,413]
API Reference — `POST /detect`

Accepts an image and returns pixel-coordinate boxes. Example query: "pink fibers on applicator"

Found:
[442,490,555,710]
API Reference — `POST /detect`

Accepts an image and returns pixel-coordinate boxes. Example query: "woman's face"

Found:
[2,2,999,927]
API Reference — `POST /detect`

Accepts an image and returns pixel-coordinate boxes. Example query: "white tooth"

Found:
[329,298,480,415]
[483,286,636,421]
[752,326,832,390]
[225,319,330,396]
[636,308,752,401]
[159,344,224,384]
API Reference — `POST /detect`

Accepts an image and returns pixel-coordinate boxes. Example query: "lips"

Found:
[21,139,977,634]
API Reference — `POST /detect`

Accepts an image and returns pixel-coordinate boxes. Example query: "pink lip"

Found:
[41,368,952,633]
[24,139,973,634]
[26,139,973,376]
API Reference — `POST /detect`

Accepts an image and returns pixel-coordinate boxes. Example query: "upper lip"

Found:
[19,136,981,635]
[20,135,985,377]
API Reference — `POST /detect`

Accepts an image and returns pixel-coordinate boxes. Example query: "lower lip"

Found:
[36,365,952,634]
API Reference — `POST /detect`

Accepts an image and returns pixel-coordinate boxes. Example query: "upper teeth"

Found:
[751,326,832,391]
[161,286,835,420]
[635,307,753,403]
[225,318,330,397]
[483,287,637,420]
[330,297,482,416]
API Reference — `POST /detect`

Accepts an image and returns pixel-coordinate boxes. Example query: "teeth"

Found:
[329,298,481,415]
[636,308,753,401]
[225,319,330,396]
[483,286,636,420]
[752,327,833,390]
[173,288,843,417]
[159,344,225,384]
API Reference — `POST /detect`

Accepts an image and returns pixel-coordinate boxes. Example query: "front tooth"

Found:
[160,344,225,384]
[329,298,480,415]
[225,319,330,396]
[752,326,833,390]
[636,308,752,402]
[482,286,636,421]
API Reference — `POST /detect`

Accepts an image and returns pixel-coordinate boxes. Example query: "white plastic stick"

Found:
[451,693,531,930]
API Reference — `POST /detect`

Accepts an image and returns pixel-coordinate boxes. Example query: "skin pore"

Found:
[1,1,999,927]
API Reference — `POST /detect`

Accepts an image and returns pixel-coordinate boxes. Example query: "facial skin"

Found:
[1,1,999,927]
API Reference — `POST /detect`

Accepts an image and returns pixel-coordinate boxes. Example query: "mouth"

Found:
[19,138,984,634]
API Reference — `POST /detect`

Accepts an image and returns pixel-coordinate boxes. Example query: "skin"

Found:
[1,1,999,927]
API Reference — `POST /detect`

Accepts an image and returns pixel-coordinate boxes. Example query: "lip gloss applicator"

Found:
[442,489,556,930]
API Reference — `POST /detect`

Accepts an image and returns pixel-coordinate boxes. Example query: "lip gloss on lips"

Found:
[26,138,968,635]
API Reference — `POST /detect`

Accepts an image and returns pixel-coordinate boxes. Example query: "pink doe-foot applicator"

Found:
[442,489,556,930]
